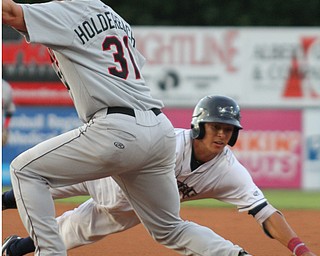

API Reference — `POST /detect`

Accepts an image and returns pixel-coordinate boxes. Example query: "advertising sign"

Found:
[233,109,302,188]
[2,107,303,188]
[134,27,320,107]
[2,26,319,108]
[2,106,81,185]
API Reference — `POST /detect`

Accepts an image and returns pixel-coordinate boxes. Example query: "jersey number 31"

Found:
[103,35,141,80]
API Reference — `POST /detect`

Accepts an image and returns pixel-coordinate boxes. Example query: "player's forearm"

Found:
[264,212,296,245]
[2,0,26,32]
[264,212,315,256]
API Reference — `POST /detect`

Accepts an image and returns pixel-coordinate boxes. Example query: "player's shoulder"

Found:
[219,147,241,168]
[42,0,104,13]
[222,147,253,179]
[22,0,94,19]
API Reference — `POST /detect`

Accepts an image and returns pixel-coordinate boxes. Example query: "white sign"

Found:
[134,27,320,108]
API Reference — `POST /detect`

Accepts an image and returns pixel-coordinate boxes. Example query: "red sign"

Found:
[11,82,73,105]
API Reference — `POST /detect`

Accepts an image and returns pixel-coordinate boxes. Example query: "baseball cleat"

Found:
[2,235,21,256]
[238,249,253,256]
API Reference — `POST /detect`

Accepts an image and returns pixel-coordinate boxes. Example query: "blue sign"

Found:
[2,106,81,186]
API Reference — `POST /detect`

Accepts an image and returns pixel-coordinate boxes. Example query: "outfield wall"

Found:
[2,26,320,189]
[2,106,319,189]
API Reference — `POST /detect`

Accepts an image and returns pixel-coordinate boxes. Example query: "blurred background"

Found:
[2,0,320,191]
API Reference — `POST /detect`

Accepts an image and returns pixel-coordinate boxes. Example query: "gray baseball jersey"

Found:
[49,128,277,249]
[22,0,163,123]
[10,0,244,255]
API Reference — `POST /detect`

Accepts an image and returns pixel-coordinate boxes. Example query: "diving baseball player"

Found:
[3,0,247,255]
[2,80,16,146]
[2,96,315,256]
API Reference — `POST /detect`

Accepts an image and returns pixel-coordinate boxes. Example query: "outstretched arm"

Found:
[2,0,26,32]
[263,212,316,256]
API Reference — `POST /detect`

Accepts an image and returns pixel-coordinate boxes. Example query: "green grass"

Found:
[181,189,320,210]
[262,189,320,209]
[55,196,90,204]
[3,187,320,210]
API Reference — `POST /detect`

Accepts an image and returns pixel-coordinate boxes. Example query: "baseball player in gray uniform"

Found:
[2,96,315,256]
[2,0,248,255]
[2,80,16,146]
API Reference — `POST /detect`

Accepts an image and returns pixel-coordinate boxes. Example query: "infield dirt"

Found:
[2,204,319,255]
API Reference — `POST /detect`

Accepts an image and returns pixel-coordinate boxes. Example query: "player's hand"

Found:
[2,128,9,146]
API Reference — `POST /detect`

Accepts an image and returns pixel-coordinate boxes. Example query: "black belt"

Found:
[107,107,161,117]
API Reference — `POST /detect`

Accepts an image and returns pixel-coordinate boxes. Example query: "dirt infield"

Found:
[2,204,319,256]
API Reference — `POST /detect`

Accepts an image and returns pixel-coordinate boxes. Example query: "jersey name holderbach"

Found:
[74,9,135,46]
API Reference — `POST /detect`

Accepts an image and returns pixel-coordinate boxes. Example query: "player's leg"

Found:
[11,111,159,255]
[54,177,141,249]
[2,180,89,212]
[115,166,243,256]
[9,120,121,255]
[9,131,76,255]
[1,235,35,256]
[2,184,88,212]
[1,181,92,255]
[4,175,139,254]
[3,180,140,256]
[9,111,160,255]
[2,198,141,255]
[57,198,141,249]
[114,114,244,256]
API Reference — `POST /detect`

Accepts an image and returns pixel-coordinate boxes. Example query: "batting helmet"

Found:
[191,95,242,146]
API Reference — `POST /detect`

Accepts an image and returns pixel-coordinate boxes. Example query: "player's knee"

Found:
[149,222,187,245]
[10,153,27,172]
